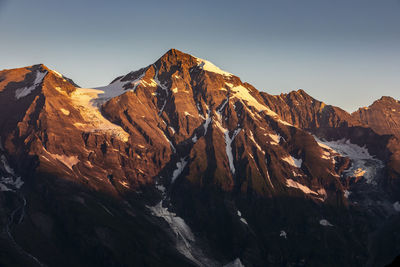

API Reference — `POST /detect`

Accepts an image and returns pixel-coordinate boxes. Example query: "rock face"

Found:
[262,90,400,197]
[261,89,360,129]
[0,49,399,267]
[352,96,400,136]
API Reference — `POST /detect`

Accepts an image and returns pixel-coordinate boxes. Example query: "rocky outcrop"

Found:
[352,96,400,136]
[261,89,360,129]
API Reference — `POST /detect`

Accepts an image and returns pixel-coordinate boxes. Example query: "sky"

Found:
[0,0,399,112]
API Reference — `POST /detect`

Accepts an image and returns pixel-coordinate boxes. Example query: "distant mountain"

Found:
[0,49,399,267]
[261,89,360,129]
[352,96,400,136]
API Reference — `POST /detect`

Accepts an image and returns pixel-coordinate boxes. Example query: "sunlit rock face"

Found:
[0,49,399,267]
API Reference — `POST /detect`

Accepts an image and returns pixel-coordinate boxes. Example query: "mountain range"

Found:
[0,49,399,267]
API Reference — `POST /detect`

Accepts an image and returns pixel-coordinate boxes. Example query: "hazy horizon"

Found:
[0,0,399,112]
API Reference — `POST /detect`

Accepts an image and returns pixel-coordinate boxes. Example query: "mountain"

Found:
[0,49,399,266]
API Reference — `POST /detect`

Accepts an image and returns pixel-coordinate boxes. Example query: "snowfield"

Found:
[69,88,130,142]
[314,137,384,184]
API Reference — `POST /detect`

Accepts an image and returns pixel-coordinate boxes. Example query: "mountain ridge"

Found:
[4,51,398,122]
[0,49,400,266]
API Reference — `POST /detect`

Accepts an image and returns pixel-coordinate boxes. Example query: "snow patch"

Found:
[278,119,293,126]
[393,202,400,212]
[317,141,336,151]
[237,210,248,225]
[280,230,287,239]
[0,183,11,192]
[184,111,193,117]
[248,130,264,154]
[0,155,24,191]
[264,159,275,189]
[282,156,302,168]
[319,219,333,227]
[155,183,166,194]
[153,67,170,115]
[268,133,281,145]
[321,150,332,160]
[286,179,318,196]
[230,85,274,114]
[50,153,79,170]
[217,125,241,175]
[1,155,15,175]
[203,110,212,135]
[171,158,187,183]
[196,58,232,77]
[119,181,130,188]
[147,201,199,264]
[15,70,47,99]
[94,71,145,104]
[169,126,176,134]
[140,79,157,88]
[161,132,176,153]
[51,69,63,78]
[60,108,70,116]
[223,258,245,267]
[353,168,366,177]
[218,97,229,115]
[0,176,24,191]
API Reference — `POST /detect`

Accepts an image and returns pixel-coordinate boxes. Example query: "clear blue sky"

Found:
[0,0,399,112]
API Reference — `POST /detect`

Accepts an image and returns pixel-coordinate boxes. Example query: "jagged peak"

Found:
[376,96,399,103]
[0,63,80,100]
[156,48,233,77]
[287,89,312,98]
[0,63,48,74]
[295,88,309,96]
[154,48,197,66]
[162,48,191,59]
[104,49,235,95]
[356,96,400,112]
[30,63,48,70]
[283,89,317,103]
[1,64,67,80]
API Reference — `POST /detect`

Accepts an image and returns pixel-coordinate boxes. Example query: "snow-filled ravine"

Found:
[147,178,218,266]
[147,200,199,263]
